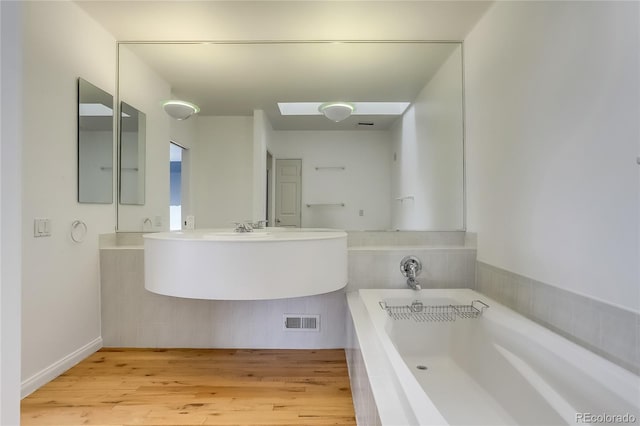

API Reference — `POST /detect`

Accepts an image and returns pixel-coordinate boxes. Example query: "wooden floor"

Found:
[21,348,357,426]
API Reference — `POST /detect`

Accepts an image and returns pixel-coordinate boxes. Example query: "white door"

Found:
[274,159,301,227]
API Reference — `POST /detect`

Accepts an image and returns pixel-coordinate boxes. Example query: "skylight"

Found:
[79,103,130,117]
[79,103,114,117]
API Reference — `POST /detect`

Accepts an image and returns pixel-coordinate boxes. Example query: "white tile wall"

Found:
[476,261,640,374]
[347,230,467,247]
[347,247,476,291]
[100,232,476,348]
[100,248,345,348]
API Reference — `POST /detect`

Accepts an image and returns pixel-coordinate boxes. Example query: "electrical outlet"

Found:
[184,215,195,230]
[359,209,364,217]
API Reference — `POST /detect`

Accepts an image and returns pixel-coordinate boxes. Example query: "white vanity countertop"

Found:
[143,228,347,242]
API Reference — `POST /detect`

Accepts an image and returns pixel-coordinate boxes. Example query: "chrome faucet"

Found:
[233,222,253,233]
[400,256,422,291]
[407,278,421,291]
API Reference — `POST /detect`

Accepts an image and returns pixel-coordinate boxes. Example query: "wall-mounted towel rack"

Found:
[107,167,139,172]
[395,195,414,202]
[100,166,138,172]
[315,166,345,171]
[306,203,345,208]
[70,220,88,243]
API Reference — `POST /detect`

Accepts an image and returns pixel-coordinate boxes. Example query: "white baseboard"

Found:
[21,337,103,398]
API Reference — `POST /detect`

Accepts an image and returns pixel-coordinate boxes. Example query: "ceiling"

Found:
[76,1,492,42]
[76,1,493,130]
[122,42,459,130]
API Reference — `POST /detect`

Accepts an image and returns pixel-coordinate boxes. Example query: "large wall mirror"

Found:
[116,41,464,231]
[77,78,113,204]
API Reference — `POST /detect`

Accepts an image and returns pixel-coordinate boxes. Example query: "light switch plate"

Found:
[34,218,51,237]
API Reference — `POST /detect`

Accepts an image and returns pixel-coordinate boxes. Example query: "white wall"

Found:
[21,1,116,394]
[118,46,171,231]
[193,116,253,228]
[270,130,391,230]
[252,110,273,222]
[390,46,464,230]
[170,111,198,226]
[1,1,23,421]
[465,2,640,311]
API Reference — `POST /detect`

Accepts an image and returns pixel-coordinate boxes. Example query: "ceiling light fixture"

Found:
[163,100,200,120]
[318,102,355,122]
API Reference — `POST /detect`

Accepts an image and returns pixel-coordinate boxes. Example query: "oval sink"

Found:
[143,228,348,300]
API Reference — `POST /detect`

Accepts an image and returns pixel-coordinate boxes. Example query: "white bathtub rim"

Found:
[481,296,640,410]
[358,290,455,425]
[346,292,415,425]
[357,288,640,422]
[347,291,448,426]
[347,292,428,426]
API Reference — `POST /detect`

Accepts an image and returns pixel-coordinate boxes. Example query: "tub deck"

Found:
[347,289,640,426]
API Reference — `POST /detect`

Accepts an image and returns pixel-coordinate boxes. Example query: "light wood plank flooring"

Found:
[21,348,357,426]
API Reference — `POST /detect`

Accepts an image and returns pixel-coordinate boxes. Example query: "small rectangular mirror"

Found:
[77,78,114,204]
[119,101,146,205]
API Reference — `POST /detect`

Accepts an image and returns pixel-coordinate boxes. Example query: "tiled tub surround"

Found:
[345,304,382,426]
[347,230,473,247]
[476,261,640,374]
[347,231,476,292]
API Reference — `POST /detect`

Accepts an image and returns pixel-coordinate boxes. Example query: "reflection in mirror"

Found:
[116,42,464,231]
[77,78,113,204]
[119,101,146,205]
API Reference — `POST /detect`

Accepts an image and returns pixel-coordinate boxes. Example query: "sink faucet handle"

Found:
[233,221,253,232]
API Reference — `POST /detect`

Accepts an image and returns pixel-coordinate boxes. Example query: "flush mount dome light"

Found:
[318,102,354,122]
[163,100,200,120]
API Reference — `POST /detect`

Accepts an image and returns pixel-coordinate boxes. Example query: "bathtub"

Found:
[346,289,639,426]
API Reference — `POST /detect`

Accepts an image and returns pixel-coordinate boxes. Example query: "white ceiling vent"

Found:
[283,314,320,332]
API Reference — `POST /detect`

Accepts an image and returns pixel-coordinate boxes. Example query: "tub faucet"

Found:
[400,256,423,291]
[407,277,421,291]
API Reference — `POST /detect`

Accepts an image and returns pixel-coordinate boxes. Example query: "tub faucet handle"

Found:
[400,256,422,279]
[401,256,423,291]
